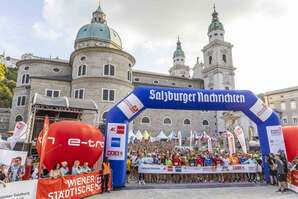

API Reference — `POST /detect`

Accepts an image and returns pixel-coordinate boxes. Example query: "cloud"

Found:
[6,0,296,93]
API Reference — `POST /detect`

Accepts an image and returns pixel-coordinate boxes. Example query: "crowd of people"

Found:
[0,156,112,193]
[126,139,298,190]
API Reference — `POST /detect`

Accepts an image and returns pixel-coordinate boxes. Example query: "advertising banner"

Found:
[0,149,28,165]
[266,125,286,154]
[138,164,260,174]
[226,131,236,155]
[0,179,37,199]
[36,172,102,199]
[288,170,298,193]
[234,126,247,153]
[105,123,127,160]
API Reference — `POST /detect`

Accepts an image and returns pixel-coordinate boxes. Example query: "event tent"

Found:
[168,130,177,140]
[155,131,168,141]
[135,130,143,141]
[142,130,150,140]
[128,130,136,142]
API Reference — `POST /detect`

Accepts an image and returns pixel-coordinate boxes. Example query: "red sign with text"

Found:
[36,172,102,199]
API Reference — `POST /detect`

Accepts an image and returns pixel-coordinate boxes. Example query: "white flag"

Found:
[178,131,182,146]
[207,136,213,153]
[8,121,27,149]
[226,131,236,155]
[234,126,247,153]
[189,131,193,147]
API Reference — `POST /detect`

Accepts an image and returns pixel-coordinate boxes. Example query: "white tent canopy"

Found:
[128,130,136,142]
[135,130,143,141]
[155,131,168,141]
[168,130,177,140]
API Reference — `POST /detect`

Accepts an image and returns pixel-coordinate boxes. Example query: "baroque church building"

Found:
[9,3,254,141]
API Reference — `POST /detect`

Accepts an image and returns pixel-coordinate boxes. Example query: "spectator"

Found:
[267,153,277,185]
[72,160,82,175]
[102,158,111,192]
[60,161,69,176]
[49,163,62,179]
[275,154,287,193]
[82,162,91,173]
[8,157,24,182]
[0,165,6,182]
[126,156,131,183]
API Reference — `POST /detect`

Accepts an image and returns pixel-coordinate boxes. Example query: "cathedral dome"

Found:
[76,23,122,49]
[75,2,122,49]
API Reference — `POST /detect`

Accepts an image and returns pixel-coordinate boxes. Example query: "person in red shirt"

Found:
[196,155,204,167]
[172,154,181,166]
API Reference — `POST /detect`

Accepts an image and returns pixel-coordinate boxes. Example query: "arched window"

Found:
[222,54,227,63]
[15,115,23,122]
[21,74,30,84]
[184,119,191,125]
[104,64,115,76]
[141,117,150,124]
[203,120,209,126]
[80,56,86,61]
[78,65,87,76]
[102,112,107,122]
[209,56,212,65]
[163,118,172,125]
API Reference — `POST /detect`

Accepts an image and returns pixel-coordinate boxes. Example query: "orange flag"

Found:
[39,115,50,177]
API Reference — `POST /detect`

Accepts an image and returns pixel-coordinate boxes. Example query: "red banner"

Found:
[288,170,298,193]
[36,172,102,199]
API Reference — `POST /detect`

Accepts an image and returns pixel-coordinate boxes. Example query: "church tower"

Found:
[201,5,235,90]
[169,37,190,78]
[200,6,236,134]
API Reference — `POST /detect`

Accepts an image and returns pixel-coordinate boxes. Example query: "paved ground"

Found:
[89,185,297,199]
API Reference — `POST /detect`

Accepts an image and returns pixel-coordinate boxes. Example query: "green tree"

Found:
[6,67,17,81]
[0,63,6,80]
[0,81,12,108]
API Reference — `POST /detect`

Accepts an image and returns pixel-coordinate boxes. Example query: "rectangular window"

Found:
[280,102,286,111]
[45,89,60,98]
[102,89,115,102]
[17,96,26,106]
[74,89,84,99]
[293,117,298,124]
[103,64,115,76]
[291,101,296,110]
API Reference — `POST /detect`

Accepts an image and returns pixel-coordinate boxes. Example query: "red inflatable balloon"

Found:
[37,121,105,170]
[282,126,298,162]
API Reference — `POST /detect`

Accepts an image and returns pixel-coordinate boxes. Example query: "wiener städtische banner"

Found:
[36,172,102,199]
[288,170,298,193]
[138,164,262,174]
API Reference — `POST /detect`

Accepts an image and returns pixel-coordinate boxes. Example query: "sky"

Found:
[0,0,297,94]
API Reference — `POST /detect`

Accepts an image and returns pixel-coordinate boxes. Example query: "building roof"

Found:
[32,94,98,111]
[133,69,199,81]
[264,86,298,95]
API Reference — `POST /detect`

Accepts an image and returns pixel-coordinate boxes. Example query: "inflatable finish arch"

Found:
[105,86,286,187]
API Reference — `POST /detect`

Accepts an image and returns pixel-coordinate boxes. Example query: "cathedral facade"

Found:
[8,3,248,138]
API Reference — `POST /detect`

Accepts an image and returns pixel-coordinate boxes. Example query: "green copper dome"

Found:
[75,2,122,49]
[76,23,122,49]
[208,7,224,34]
[173,38,185,58]
[208,20,224,34]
